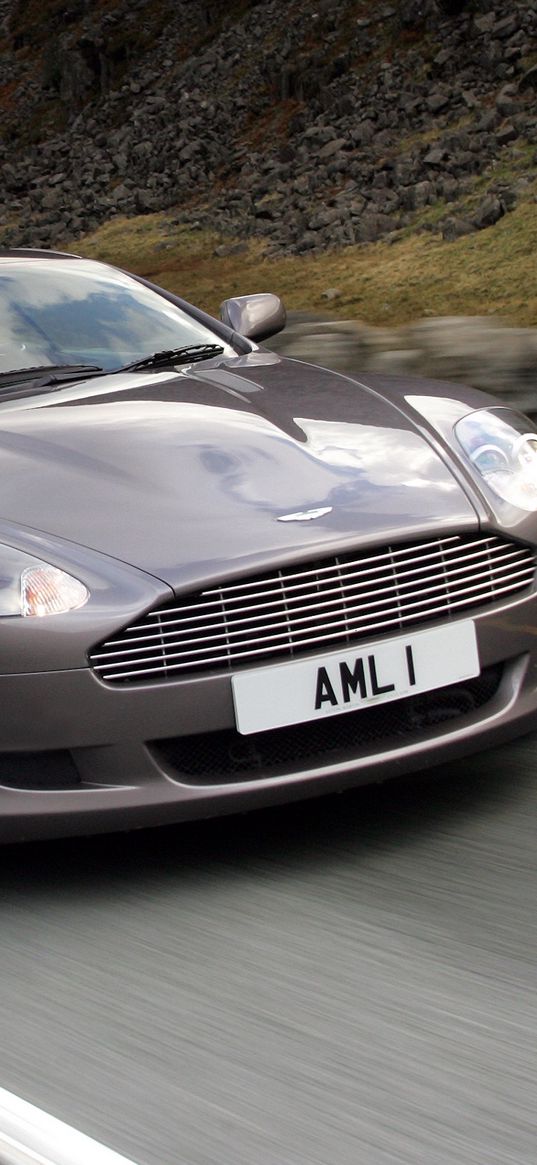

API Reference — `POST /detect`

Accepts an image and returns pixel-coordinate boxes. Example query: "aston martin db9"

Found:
[0,248,536,841]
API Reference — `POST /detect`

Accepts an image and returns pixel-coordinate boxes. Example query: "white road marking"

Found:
[0,1086,138,1165]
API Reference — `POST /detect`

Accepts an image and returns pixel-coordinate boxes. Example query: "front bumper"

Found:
[1,593,537,842]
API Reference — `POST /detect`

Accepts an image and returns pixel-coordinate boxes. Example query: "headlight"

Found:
[455,408,537,511]
[0,545,88,616]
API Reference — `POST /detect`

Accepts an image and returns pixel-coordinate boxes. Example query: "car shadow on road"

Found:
[1,728,536,897]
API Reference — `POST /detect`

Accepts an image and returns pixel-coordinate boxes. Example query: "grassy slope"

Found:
[72,184,537,329]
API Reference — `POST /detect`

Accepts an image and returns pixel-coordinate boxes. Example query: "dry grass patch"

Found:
[71,193,537,328]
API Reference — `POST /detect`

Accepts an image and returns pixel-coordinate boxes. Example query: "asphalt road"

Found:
[0,733,536,1165]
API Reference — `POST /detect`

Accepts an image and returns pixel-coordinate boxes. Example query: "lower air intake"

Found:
[0,750,81,791]
[151,664,503,784]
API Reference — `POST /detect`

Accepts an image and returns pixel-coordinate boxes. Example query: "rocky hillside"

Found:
[0,0,536,254]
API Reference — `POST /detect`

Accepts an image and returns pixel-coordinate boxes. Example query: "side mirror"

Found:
[220,293,286,343]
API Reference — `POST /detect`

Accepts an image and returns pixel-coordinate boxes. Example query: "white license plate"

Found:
[232,620,479,735]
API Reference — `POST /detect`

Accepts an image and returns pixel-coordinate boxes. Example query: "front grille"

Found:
[89,534,535,684]
[151,664,504,783]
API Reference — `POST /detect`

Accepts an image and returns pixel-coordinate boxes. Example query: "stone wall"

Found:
[268,314,537,414]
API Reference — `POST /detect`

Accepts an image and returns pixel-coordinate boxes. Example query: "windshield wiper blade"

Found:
[0,363,104,389]
[118,344,225,373]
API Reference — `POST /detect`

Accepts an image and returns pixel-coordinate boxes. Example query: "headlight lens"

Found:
[455,408,537,511]
[0,545,89,616]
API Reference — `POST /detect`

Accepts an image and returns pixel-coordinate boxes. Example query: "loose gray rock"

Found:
[473,195,504,230]
[0,0,534,259]
[519,63,537,91]
[496,123,519,146]
[441,216,475,240]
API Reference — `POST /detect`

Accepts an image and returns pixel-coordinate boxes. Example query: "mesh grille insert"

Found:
[151,664,504,784]
[89,533,535,683]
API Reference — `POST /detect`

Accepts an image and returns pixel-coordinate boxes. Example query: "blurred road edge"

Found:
[0,1085,138,1165]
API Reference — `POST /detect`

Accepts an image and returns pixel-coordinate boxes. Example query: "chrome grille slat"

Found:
[93,573,533,671]
[200,534,470,593]
[92,562,534,662]
[89,534,535,682]
[142,538,516,618]
[99,552,532,648]
[93,574,532,681]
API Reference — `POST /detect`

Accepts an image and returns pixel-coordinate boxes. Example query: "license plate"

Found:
[232,620,479,735]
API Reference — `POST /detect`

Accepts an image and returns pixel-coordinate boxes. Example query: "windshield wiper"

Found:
[117,344,225,373]
[0,363,105,389]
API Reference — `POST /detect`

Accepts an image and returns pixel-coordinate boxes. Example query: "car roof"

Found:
[0,248,82,261]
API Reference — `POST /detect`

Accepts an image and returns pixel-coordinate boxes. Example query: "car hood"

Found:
[0,353,479,591]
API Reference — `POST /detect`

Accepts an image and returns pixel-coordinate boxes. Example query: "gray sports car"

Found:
[0,248,536,842]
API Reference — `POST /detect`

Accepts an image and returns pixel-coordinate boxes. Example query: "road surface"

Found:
[0,732,536,1165]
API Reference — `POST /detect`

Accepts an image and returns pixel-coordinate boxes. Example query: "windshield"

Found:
[0,258,234,374]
